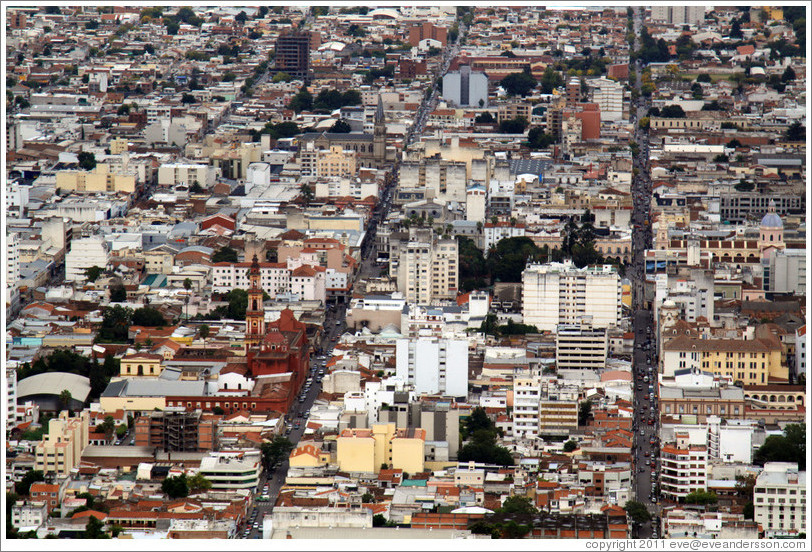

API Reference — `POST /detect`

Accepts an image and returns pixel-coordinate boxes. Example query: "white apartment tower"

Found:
[522,261,621,331]
[650,6,705,26]
[754,463,807,537]
[513,377,541,439]
[395,228,458,305]
[65,236,109,282]
[395,338,468,398]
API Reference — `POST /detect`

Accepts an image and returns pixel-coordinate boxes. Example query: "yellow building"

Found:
[120,353,163,377]
[317,145,357,178]
[55,164,136,194]
[34,411,90,476]
[336,428,376,473]
[110,137,129,155]
[289,443,331,468]
[336,423,425,474]
[100,394,166,414]
[662,335,786,385]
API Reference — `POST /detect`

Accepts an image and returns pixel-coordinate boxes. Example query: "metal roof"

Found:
[18,372,91,401]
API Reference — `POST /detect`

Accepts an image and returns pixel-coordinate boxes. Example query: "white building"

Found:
[754,462,807,537]
[556,322,608,370]
[465,185,487,223]
[10,501,48,530]
[795,326,806,378]
[707,417,756,464]
[395,338,468,397]
[65,236,109,282]
[443,65,488,108]
[197,451,261,491]
[211,261,290,295]
[7,367,18,426]
[483,222,526,251]
[245,162,272,194]
[394,229,458,305]
[588,77,625,122]
[522,261,621,331]
[513,376,540,439]
[660,433,708,501]
[157,163,218,189]
[651,5,705,26]
[766,248,806,295]
[314,178,379,200]
[6,180,29,217]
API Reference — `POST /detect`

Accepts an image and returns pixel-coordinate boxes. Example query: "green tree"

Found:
[540,66,564,93]
[685,490,718,505]
[131,307,166,327]
[162,474,189,499]
[696,73,711,83]
[458,429,514,466]
[15,470,45,496]
[499,496,538,515]
[59,389,73,411]
[272,71,292,83]
[181,93,196,104]
[527,127,555,149]
[784,122,805,141]
[300,183,315,206]
[623,500,651,524]
[212,246,239,263]
[578,400,592,426]
[456,236,488,292]
[261,436,294,470]
[288,86,313,112]
[475,112,495,124]
[98,305,134,342]
[372,514,388,527]
[85,265,103,282]
[98,415,116,439]
[187,473,212,494]
[498,117,528,134]
[83,515,110,539]
[500,71,537,96]
[563,440,578,453]
[235,10,247,24]
[754,423,806,470]
[224,288,249,319]
[329,119,352,133]
[199,324,210,343]
[109,282,127,302]
[486,237,543,283]
[660,104,686,118]
[77,151,97,170]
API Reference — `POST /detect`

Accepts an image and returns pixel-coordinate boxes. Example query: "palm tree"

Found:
[183,278,192,321]
[59,389,72,413]
[199,324,210,346]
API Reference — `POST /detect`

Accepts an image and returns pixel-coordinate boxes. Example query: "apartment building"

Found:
[7,367,17,425]
[754,462,807,537]
[65,236,109,282]
[198,451,261,490]
[34,411,90,476]
[661,335,786,385]
[588,77,624,122]
[316,145,357,178]
[211,261,290,295]
[650,5,706,25]
[442,65,488,108]
[399,159,467,203]
[157,163,217,189]
[538,384,580,436]
[522,261,621,331]
[513,376,541,439]
[395,338,468,398]
[56,164,136,194]
[314,177,378,200]
[394,229,458,304]
[660,437,708,501]
[336,423,425,474]
[483,221,526,251]
[556,323,608,371]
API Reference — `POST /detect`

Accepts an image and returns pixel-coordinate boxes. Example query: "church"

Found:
[244,254,311,412]
[295,96,396,168]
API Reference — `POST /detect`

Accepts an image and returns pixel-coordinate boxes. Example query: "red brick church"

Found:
[244,255,310,411]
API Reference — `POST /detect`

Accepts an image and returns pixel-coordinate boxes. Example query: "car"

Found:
[640,430,645,436]
[637,385,642,391]
[644,451,649,457]
[299,396,305,403]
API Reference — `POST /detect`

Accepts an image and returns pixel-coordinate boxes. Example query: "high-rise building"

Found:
[407,22,447,46]
[6,367,17,426]
[650,6,705,26]
[556,322,608,370]
[395,337,468,397]
[65,235,109,282]
[134,409,217,452]
[34,411,90,476]
[513,376,541,439]
[393,228,458,304]
[274,31,310,82]
[754,462,807,537]
[443,65,488,108]
[522,261,622,331]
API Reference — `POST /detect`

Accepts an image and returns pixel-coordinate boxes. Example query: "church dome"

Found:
[760,212,783,229]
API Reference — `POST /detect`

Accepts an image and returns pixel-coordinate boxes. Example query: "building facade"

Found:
[522,261,622,331]
[395,338,468,398]
[754,462,807,537]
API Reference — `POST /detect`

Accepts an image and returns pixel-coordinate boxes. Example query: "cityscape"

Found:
[3,3,808,545]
